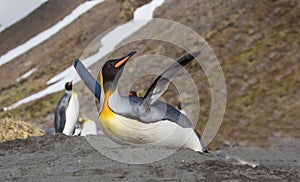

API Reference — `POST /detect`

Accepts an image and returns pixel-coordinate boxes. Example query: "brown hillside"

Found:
[0,0,86,55]
[0,0,150,127]
[154,0,300,148]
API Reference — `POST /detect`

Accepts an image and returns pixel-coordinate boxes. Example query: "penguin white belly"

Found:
[81,120,98,136]
[63,92,79,135]
[99,114,204,151]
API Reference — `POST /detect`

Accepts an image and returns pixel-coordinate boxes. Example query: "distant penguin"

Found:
[78,117,98,136]
[128,91,137,97]
[54,81,80,135]
[73,121,82,136]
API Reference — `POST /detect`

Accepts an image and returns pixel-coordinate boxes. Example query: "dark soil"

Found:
[0,135,298,181]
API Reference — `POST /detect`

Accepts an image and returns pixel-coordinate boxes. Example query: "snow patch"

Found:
[0,0,47,32]
[16,67,38,82]
[0,0,104,66]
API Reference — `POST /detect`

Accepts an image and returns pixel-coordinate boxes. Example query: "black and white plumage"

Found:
[73,121,82,136]
[73,51,208,152]
[54,81,80,136]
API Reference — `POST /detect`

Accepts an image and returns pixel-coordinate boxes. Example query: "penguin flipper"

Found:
[73,59,102,100]
[73,121,82,136]
[54,92,71,133]
[54,108,65,133]
[57,107,66,132]
[138,51,201,109]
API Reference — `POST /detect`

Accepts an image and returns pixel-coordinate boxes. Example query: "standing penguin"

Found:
[73,51,208,153]
[54,81,80,135]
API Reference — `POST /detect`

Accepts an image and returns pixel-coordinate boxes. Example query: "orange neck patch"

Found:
[99,91,115,120]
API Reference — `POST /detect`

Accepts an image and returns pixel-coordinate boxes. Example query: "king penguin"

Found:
[73,51,208,153]
[78,117,98,136]
[54,81,80,136]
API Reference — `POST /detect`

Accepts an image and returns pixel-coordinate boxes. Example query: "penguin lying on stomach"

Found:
[54,81,80,136]
[74,51,208,153]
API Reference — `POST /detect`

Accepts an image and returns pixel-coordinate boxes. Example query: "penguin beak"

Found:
[114,51,136,68]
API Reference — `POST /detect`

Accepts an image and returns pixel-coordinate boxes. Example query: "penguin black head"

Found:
[102,51,136,92]
[78,117,87,127]
[65,81,73,91]
[128,91,137,97]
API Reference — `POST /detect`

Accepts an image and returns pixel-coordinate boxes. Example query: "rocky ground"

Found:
[0,135,299,181]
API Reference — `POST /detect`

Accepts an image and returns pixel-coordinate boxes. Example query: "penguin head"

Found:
[102,51,136,92]
[128,91,137,97]
[78,117,87,127]
[78,117,88,123]
[65,81,73,91]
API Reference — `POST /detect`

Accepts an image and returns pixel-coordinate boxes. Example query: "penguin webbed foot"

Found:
[203,148,209,153]
[197,148,210,155]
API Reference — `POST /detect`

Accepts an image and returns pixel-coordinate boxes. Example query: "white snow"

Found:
[0,0,47,33]
[133,0,164,20]
[16,67,38,82]
[0,0,104,66]
[3,0,165,111]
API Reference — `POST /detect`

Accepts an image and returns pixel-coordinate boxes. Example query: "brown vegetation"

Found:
[0,118,43,142]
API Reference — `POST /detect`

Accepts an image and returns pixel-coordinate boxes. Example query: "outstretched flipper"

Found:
[73,59,102,100]
[137,51,201,110]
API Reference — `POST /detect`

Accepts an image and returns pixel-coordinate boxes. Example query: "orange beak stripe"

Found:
[114,56,129,68]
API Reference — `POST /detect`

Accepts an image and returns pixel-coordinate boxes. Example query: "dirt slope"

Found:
[0,0,150,127]
[153,0,300,147]
[0,0,86,55]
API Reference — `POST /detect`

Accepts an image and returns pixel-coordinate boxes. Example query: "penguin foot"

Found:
[203,148,209,153]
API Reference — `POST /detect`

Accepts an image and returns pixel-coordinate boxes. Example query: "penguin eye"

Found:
[106,63,112,69]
